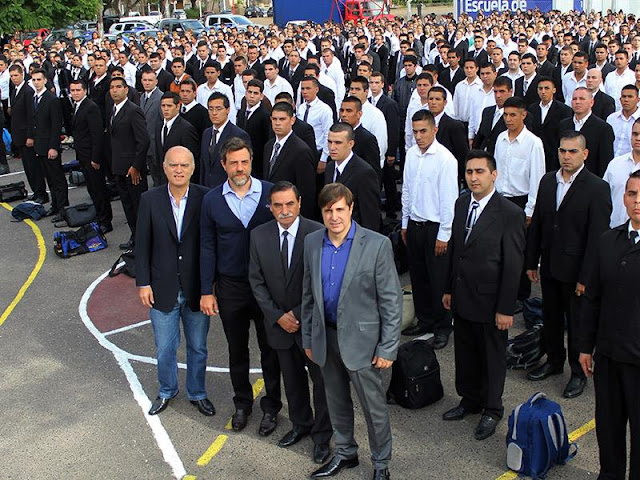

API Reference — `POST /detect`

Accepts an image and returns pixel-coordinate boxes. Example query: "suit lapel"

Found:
[268,136,291,179]
[112,100,127,125]
[465,194,500,247]
[338,156,356,184]
[161,189,179,241]
[311,232,325,316]
[288,218,307,285]
[557,168,586,211]
[180,186,200,239]
[337,224,365,305]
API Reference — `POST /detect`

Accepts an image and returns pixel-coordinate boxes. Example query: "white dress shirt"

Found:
[401,140,459,242]
[297,97,333,161]
[606,108,640,157]
[539,101,553,124]
[556,164,585,208]
[410,82,455,118]
[196,80,236,123]
[468,86,496,139]
[494,127,546,217]
[181,100,198,114]
[278,215,300,267]
[361,101,388,168]
[453,76,482,123]
[604,68,636,110]
[0,68,9,101]
[562,71,587,106]
[333,152,354,181]
[168,185,189,239]
[502,70,524,82]
[629,221,640,244]
[603,153,640,227]
[121,61,137,88]
[263,75,294,105]
[573,112,592,131]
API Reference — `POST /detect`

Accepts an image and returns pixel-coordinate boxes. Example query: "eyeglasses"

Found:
[208,106,227,112]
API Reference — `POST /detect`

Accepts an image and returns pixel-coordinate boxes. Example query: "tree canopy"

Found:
[0,0,102,34]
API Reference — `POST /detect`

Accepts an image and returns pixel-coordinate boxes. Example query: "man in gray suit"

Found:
[140,70,163,185]
[302,183,402,480]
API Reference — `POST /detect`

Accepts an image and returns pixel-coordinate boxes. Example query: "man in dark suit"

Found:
[249,181,331,464]
[440,49,465,96]
[153,92,199,185]
[587,68,616,120]
[514,53,542,107]
[579,170,640,480]
[135,146,214,417]
[200,137,282,436]
[442,150,526,440]
[558,87,615,177]
[528,77,573,172]
[88,57,110,126]
[274,92,317,155]
[281,50,306,96]
[200,92,251,188]
[30,68,68,220]
[190,41,211,86]
[552,46,574,103]
[263,102,316,219]
[69,79,113,233]
[301,182,402,480]
[589,46,616,80]
[468,35,489,67]
[339,96,381,178]
[8,64,47,202]
[237,79,271,180]
[323,123,380,232]
[149,52,174,93]
[179,78,211,183]
[140,70,163,186]
[473,76,512,154]
[536,44,555,78]
[107,76,150,250]
[525,131,612,398]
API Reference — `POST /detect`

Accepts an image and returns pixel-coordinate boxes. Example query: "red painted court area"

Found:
[87,274,148,333]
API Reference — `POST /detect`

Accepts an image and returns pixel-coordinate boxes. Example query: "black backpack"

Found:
[387,340,443,409]
[506,326,546,370]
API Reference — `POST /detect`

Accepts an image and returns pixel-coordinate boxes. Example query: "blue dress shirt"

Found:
[222,177,262,228]
[321,222,356,325]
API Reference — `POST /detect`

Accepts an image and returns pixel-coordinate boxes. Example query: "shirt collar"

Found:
[556,164,584,185]
[275,129,294,145]
[323,220,356,245]
[214,119,229,133]
[182,100,198,112]
[628,220,640,238]
[471,188,496,210]
[164,114,178,130]
[574,111,592,126]
[335,151,354,174]
[540,100,552,109]
[434,111,445,126]
[222,176,261,197]
[145,87,157,98]
[277,215,300,238]
[167,183,189,204]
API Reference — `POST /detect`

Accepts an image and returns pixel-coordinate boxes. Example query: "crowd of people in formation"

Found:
[2,6,640,478]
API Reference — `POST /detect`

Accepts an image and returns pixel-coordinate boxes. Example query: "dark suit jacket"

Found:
[155,68,175,93]
[528,100,573,171]
[537,60,555,78]
[440,66,465,96]
[353,125,381,178]
[437,113,470,181]
[592,90,616,120]
[247,60,265,81]
[107,99,150,175]
[32,90,62,157]
[236,104,271,179]
[373,43,390,78]
[375,93,400,158]
[200,122,252,188]
[558,115,614,177]
[588,62,615,80]
[135,184,209,312]
[552,65,572,103]
[282,63,306,94]
[263,134,316,218]
[8,82,34,146]
[446,192,526,323]
[514,74,542,107]
[473,104,533,154]
[181,103,212,137]
[580,222,640,365]
[72,98,103,164]
[317,84,337,123]
[525,168,611,285]
[155,115,200,167]
[88,73,111,127]
[468,49,489,67]
[324,153,380,232]
[291,118,317,156]
[249,216,324,350]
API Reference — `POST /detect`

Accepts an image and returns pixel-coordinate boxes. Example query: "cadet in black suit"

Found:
[8,64,46,202]
[525,131,612,399]
[273,92,317,156]
[281,51,306,96]
[339,96,381,178]
[154,92,199,185]
[558,87,615,177]
[440,50,465,96]
[443,150,526,441]
[178,78,211,182]
[527,77,573,171]
[263,102,316,219]
[248,181,332,463]
[514,57,542,107]
[237,79,271,180]
[579,170,640,480]
[323,123,380,232]
[30,69,68,219]
[107,77,151,249]
[69,80,113,232]
[592,89,616,120]
[87,57,110,126]
[149,52,174,93]
[472,76,515,154]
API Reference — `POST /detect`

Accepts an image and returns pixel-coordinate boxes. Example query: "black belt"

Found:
[325,322,337,330]
[409,219,438,227]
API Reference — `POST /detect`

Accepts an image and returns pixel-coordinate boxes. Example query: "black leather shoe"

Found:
[310,456,359,478]
[0,164,10,175]
[51,213,64,223]
[258,412,278,436]
[526,362,564,381]
[442,405,480,421]
[475,415,499,440]
[149,396,172,415]
[402,324,429,336]
[278,429,309,448]
[119,240,134,250]
[563,375,587,399]
[99,223,113,234]
[432,333,449,350]
[190,398,215,416]
[231,409,250,432]
[372,468,390,480]
[313,443,331,464]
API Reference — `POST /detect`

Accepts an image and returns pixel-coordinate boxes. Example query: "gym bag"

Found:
[0,181,28,202]
[53,222,108,258]
[506,326,545,370]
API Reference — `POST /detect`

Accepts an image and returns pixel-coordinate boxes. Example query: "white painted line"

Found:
[103,319,151,336]
[0,170,26,177]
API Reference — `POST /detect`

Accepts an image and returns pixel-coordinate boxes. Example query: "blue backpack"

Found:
[506,392,577,479]
[53,222,108,259]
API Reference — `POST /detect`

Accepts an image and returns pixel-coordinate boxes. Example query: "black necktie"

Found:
[111,104,116,126]
[334,168,341,182]
[34,94,40,110]
[162,124,168,145]
[465,201,480,243]
[211,128,219,146]
[630,230,639,247]
[281,231,289,273]
[269,142,281,174]
[303,103,311,122]
[181,105,186,114]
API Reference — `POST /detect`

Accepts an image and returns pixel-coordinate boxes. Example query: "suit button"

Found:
[178,255,183,260]
[621,261,626,266]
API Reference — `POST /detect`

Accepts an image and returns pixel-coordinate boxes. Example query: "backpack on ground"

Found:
[506,326,545,370]
[506,392,577,479]
[108,249,136,278]
[0,181,28,202]
[387,339,443,409]
[523,297,544,329]
[53,222,108,258]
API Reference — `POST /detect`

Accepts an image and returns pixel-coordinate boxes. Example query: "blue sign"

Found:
[458,0,553,17]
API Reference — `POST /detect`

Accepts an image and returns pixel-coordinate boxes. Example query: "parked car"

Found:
[267,6,273,16]
[108,21,154,35]
[43,28,84,49]
[203,14,255,31]
[245,6,267,17]
[173,9,187,19]
[158,18,205,36]
[19,28,50,47]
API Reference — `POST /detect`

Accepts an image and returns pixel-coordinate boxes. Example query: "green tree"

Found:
[0,0,102,34]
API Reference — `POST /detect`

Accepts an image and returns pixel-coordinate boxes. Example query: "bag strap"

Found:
[538,416,559,478]
[529,392,547,405]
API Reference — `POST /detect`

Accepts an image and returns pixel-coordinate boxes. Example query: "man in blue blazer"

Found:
[200,92,251,188]
[135,146,213,417]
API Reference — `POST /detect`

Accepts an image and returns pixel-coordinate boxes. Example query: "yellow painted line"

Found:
[495,418,596,479]
[225,378,266,430]
[0,203,46,327]
[183,476,197,480]
[196,435,229,466]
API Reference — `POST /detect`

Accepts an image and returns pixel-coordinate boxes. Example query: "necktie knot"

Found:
[630,230,639,245]
[181,105,186,113]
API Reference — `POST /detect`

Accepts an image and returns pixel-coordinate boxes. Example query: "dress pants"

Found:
[22,146,47,198]
[321,327,392,470]
[382,161,400,213]
[148,154,166,187]
[594,353,640,480]
[37,152,68,212]
[504,195,531,301]
[406,220,452,335]
[216,276,282,415]
[114,172,147,240]
[453,315,508,419]
[77,154,112,226]
[540,276,583,377]
[277,337,332,445]
[149,290,210,400]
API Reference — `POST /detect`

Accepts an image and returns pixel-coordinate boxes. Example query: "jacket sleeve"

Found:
[497,206,526,316]
[301,236,315,350]
[374,237,402,361]
[579,233,605,354]
[358,167,382,232]
[578,179,612,284]
[89,105,104,163]
[49,97,62,151]
[134,193,152,287]
[524,175,546,271]
[248,232,286,327]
